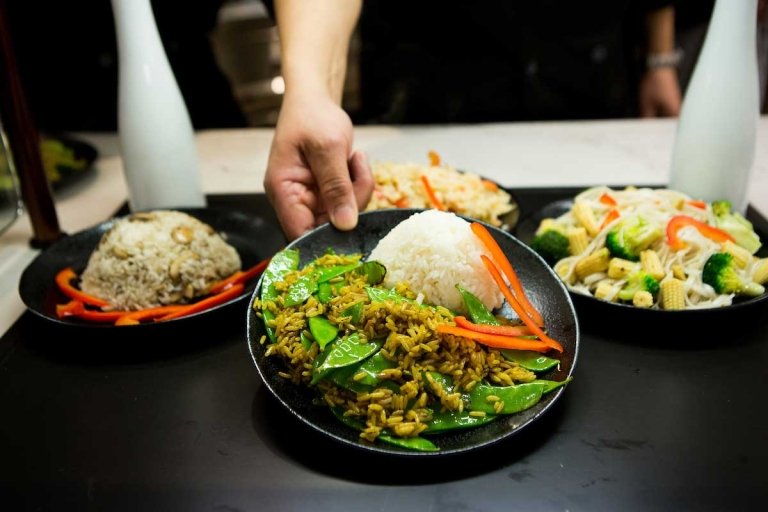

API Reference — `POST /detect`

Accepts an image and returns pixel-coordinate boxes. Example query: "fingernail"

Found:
[331,205,357,230]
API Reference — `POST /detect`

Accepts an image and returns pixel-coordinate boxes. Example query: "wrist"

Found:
[646,48,684,70]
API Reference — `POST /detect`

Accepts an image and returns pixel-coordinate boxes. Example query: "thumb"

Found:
[306,145,358,231]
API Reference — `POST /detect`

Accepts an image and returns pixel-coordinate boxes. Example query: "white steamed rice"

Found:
[367,209,503,313]
[80,210,241,310]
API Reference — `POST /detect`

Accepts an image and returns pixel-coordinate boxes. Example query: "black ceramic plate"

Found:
[516,199,768,331]
[247,208,579,456]
[19,207,286,330]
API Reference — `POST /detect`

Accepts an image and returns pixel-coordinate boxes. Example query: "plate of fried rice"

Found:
[365,155,520,231]
[248,208,578,456]
[19,207,285,330]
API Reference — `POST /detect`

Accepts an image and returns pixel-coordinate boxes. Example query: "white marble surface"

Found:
[1,117,766,335]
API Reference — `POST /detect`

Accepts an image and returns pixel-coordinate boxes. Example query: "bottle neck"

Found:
[705,0,758,57]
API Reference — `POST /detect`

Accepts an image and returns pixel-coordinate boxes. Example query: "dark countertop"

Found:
[2,191,767,511]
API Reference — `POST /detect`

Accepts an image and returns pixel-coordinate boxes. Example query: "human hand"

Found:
[638,67,682,118]
[264,93,373,241]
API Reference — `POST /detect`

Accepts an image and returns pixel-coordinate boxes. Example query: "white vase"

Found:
[112,0,206,211]
[668,0,759,214]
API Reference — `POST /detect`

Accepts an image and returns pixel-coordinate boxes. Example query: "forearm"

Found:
[645,5,675,55]
[275,0,361,104]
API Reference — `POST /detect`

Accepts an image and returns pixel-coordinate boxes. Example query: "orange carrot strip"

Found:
[55,267,110,307]
[481,255,563,353]
[420,175,445,211]
[209,258,270,294]
[600,208,620,230]
[599,193,617,206]
[437,324,550,352]
[114,305,187,326]
[428,150,441,167]
[686,199,707,210]
[470,222,544,327]
[453,316,533,337]
[481,179,499,191]
[157,283,245,321]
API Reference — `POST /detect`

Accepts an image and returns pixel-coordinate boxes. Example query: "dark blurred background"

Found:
[3,0,767,132]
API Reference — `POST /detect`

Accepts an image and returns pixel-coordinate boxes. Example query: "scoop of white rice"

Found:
[80,210,241,310]
[367,210,503,313]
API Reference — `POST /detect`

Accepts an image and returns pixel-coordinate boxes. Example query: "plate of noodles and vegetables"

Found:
[365,151,520,231]
[248,208,578,455]
[521,186,768,318]
[19,208,284,329]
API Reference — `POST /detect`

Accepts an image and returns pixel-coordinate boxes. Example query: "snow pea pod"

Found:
[330,408,439,452]
[341,302,363,325]
[316,262,361,283]
[424,410,497,434]
[329,362,399,394]
[500,349,560,372]
[300,331,314,351]
[311,333,382,384]
[353,352,396,386]
[316,282,333,304]
[355,260,386,285]
[468,382,548,414]
[365,286,411,304]
[308,315,338,350]
[285,275,318,306]
[457,284,499,325]
[260,249,300,342]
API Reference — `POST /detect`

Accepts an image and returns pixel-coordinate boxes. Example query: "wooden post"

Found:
[0,0,64,248]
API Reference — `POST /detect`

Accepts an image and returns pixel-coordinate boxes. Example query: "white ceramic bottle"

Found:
[111,0,206,211]
[668,0,759,214]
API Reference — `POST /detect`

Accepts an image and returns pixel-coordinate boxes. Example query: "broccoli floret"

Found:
[702,252,765,297]
[617,271,660,302]
[531,230,570,265]
[605,216,662,262]
[711,200,762,254]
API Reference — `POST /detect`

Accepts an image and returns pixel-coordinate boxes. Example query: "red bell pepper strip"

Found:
[436,324,550,352]
[56,300,132,323]
[666,215,734,250]
[157,283,245,321]
[453,316,533,337]
[114,305,187,326]
[421,175,445,211]
[209,258,270,295]
[55,267,110,307]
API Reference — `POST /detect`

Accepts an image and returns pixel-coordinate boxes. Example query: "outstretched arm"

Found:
[264,0,373,240]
